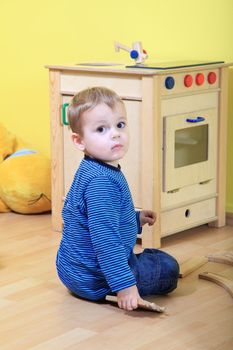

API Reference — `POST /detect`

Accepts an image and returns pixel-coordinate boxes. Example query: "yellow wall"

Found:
[1,0,233,211]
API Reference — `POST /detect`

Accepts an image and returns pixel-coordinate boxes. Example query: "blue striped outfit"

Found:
[56,155,141,300]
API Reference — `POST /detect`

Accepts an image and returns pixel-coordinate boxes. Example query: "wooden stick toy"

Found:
[106,295,166,313]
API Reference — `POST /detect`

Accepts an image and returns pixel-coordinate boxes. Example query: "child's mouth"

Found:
[112,144,122,151]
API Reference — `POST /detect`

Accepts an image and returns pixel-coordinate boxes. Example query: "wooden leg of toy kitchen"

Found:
[179,256,208,278]
[206,251,233,266]
[105,295,166,313]
[199,271,233,298]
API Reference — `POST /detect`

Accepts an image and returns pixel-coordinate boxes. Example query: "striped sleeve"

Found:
[85,176,136,293]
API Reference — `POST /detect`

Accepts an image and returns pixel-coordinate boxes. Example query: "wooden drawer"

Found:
[61,72,142,99]
[161,198,217,237]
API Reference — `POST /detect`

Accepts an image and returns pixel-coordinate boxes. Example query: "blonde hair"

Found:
[68,86,124,134]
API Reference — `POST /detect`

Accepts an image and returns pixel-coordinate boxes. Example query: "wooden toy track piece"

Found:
[199,271,233,298]
[179,256,208,278]
[105,295,166,313]
[207,251,233,266]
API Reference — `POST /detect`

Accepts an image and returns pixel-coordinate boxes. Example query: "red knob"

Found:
[196,73,204,85]
[208,72,217,84]
[184,74,193,87]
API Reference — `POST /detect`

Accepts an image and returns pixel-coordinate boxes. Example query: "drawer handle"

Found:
[185,209,191,217]
[186,116,205,123]
[199,180,211,185]
[62,103,69,125]
[167,188,180,193]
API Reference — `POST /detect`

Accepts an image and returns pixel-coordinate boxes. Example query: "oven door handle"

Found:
[186,116,205,123]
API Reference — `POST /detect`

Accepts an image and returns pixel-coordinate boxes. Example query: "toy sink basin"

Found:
[76,62,124,66]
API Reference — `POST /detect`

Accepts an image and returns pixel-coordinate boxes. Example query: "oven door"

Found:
[163,108,217,192]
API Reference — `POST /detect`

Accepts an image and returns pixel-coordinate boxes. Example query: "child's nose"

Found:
[111,127,120,138]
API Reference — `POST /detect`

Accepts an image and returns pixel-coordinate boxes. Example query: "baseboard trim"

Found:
[226,212,233,226]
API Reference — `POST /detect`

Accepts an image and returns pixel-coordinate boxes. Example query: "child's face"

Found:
[72,102,129,166]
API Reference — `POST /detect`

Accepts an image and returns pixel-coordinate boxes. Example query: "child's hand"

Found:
[117,285,143,311]
[140,210,156,226]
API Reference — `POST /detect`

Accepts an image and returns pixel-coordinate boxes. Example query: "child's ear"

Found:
[71,132,85,151]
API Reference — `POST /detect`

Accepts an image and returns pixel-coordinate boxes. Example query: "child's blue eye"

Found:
[117,122,126,129]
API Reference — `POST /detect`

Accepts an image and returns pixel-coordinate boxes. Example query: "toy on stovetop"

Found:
[114,41,148,64]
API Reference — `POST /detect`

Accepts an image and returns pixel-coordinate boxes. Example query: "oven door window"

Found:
[163,109,217,192]
[175,125,208,168]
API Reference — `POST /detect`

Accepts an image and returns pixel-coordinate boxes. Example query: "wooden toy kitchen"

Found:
[46,48,232,248]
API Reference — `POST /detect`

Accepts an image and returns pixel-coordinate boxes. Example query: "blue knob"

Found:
[130,50,139,59]
[165,76,175,89]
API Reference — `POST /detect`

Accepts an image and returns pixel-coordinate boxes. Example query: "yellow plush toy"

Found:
[0,123,51,214]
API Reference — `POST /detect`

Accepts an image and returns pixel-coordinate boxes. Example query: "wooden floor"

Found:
[1,213,233,350]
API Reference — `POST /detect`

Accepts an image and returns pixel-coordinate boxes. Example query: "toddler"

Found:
[56,86,179,311]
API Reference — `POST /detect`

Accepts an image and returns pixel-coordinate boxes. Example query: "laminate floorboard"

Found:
[1,213,232,349]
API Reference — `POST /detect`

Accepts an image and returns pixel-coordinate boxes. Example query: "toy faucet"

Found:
[114,41,148,64]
